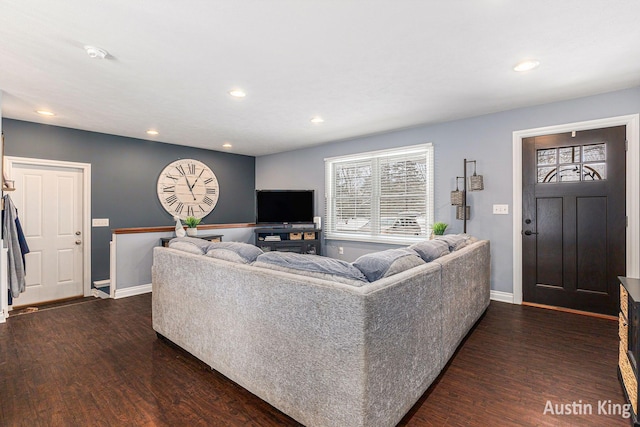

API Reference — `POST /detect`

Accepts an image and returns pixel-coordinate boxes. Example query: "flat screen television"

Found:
[256,190,314,225]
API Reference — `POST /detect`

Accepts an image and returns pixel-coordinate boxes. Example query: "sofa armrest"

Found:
[435,240,491,362]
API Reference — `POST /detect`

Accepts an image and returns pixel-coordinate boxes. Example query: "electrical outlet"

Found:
[492,204,509,215]
[92,218,109,227]
[338,247,344,255]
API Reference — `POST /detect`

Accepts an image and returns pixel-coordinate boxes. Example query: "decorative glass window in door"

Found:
[536,143,606,183]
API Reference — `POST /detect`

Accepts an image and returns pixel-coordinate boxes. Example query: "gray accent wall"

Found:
[2,119,255,283]
[256,86,640,294]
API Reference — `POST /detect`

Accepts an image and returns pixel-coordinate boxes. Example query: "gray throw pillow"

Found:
[168,236,212,255]
[206,242,264,264]
[434,234,477,251]
[353,248,425,282]
[254,252,368,286]
[409,239,450,262]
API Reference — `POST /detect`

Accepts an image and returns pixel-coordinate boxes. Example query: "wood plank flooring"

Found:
[0,294,629,426]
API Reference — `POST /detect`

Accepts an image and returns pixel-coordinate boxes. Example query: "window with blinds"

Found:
[324,143,434,244]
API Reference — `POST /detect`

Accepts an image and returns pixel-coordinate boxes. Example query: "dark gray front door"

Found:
[522,126,626,315]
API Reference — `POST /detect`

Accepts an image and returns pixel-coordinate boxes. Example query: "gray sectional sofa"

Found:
[152,237,490,427]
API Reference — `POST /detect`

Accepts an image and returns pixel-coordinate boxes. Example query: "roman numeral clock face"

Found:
[157,159,219,220]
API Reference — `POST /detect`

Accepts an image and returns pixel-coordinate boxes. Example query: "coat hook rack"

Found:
[1,132,15,192]
[452,159,484,233]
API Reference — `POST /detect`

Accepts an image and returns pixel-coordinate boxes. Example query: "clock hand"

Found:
[190,169,205,190]
[184,176,197,201]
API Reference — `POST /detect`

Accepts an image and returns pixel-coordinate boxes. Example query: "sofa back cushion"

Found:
[409,239,450,262]
[168,237,212,255]
[353,248,425,282]
[254,252,368,286]
[206,242,264,264]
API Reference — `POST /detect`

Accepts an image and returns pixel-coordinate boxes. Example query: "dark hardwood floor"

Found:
[0,294,629,426]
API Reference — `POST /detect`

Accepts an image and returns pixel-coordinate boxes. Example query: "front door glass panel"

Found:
[536,143,606,183]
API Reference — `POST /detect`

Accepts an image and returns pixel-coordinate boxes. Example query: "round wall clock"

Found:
[157,159,220,220]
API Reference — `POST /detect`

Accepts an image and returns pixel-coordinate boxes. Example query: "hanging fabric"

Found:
[2,194,29,299]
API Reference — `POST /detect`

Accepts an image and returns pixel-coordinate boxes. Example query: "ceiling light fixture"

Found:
[229,89,246,98]
[513,59,540,72]
[36,110,55,116]
[222,143,233,148]
[84,45,108,59]
[146,130,159,135]
[310,116,324,124]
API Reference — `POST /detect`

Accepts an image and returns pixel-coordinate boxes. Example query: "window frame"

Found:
[324,143,434,245]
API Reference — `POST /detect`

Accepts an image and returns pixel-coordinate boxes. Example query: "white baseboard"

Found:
[92,288,110,299]
[114,283,152,299]
[490,290,514,304]
[112,283,510,303]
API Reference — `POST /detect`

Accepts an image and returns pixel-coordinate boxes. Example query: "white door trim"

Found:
[512,114,639,304]
[5,156,92,298]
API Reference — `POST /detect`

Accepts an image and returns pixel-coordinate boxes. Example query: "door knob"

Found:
[75,240,82,245]
[76,231,81,235]
[523,230,539,236]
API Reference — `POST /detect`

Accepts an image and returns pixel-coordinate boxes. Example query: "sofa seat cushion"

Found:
[168,236,212,255]
[409,239,450,262]
[353,248,425,282]
[206,242,264,264]
[254,252,368,286]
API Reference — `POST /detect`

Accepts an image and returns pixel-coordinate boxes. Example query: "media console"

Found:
[254,227,321,255]
[619,276,640,426]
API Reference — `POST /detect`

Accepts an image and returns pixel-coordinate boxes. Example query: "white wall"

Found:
[112,227,256,295]
[0,90,5,322]
[256,87,640,295]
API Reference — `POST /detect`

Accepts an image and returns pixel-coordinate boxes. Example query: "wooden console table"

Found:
[160,234,223,247]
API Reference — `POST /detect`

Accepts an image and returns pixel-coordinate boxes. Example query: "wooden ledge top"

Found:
[113,223,256,235]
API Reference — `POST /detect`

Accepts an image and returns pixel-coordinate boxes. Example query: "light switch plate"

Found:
[493,204,509,215]
[92,218,109,227]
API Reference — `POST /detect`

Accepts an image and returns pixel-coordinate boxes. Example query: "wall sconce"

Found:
[452,159,484,233]
[467,160,484,191]
[456,206,471,220]
[450,177,464,206]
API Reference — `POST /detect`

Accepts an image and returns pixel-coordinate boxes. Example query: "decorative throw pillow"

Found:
[205,242,264,264]
[254,252,368,286]
[168,236,212,255]
[409,239,450,262]
[353,248,425,282]
[433,234,477,251]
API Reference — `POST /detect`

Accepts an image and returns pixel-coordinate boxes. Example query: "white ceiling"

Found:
[1,1,639,157]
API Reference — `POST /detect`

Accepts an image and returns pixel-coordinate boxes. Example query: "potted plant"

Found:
[183,216,201,236]
[431,222,448,239]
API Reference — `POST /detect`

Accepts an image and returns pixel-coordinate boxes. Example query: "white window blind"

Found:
[325,143,434,244]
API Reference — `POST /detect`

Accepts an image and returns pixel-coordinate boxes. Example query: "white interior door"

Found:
[9,162,84,306]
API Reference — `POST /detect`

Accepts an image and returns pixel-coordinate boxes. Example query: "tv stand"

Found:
[254,227,321,255]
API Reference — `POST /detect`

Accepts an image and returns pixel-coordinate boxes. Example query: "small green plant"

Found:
[183,216,201,228]
[431,222,448,235]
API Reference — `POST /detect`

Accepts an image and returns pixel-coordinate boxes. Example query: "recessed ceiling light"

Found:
[514,59,540,72]
[36,110,55,116]
[146,130,159,135]
[310,116,324,124]
[222,143,233,148]
[228,89,246,98]
[84,45,108,59]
